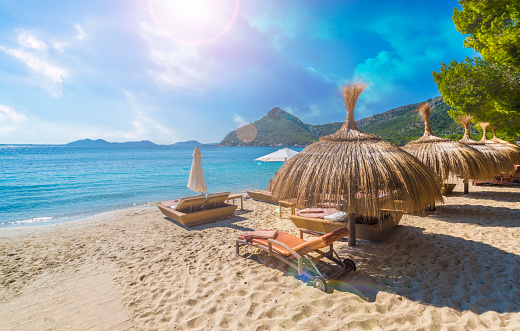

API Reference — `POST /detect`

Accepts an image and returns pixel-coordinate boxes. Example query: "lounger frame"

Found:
[246,190,276,204]
[236,228,352,282]
[158,203,237,226]
[290,209,403,242]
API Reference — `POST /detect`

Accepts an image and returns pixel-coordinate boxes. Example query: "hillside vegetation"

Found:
[220,97,482,147]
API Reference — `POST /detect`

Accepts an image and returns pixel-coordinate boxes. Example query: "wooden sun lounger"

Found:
[161,195,206,213]
[289,209,404,242]
[236,227,355,293]
[204,192,231,209]
[246,190,276,204]
[158,192,237,226]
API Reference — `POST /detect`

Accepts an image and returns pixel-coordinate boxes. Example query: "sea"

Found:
[0,145,301,228]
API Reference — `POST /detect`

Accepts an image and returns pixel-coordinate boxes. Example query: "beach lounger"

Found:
[204,192,230,209]
[158,192,237,226]
[236,227,356,292]
[246,190,276,204]
[161,195,206,213]
[290,208,404,242]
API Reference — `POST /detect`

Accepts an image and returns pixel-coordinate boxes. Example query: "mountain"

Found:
[66,139,157,147]
[170,140,203,147]
[219,97,480,147]
[357,96,479,146]
[219,107,342,147]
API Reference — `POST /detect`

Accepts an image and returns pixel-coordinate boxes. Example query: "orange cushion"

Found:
[251,232,307,257]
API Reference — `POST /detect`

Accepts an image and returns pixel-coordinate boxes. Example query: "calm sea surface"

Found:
[0,145,300,227]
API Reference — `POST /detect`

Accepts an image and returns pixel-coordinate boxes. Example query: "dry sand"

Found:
[1,182,519,330]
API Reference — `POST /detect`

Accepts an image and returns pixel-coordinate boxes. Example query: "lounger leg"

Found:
[236,242,240,255]
[348,215,356,246]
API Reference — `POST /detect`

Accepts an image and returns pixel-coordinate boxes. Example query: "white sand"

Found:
[1,183,519,330]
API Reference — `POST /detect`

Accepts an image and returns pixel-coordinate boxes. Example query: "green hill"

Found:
[219,97,481,147]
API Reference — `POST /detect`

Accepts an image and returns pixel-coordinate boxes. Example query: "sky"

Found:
[0,0,476,144]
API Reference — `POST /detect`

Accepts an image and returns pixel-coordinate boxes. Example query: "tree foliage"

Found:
[433,57,520,138]
[433,0,520,141]
[453,0,520,68]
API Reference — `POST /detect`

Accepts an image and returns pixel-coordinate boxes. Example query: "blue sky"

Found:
[0,0,475,144]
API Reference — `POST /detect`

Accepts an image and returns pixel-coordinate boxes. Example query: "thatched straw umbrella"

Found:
[268,80,443,246]
[490,127,510,144]
[457,116,514,176]
[402,103,494,195]
[478,122,520,165]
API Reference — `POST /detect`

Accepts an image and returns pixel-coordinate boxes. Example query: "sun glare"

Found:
[148,0,240,45]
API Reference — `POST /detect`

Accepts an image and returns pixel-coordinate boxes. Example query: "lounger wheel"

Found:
[313,277,328,292]
[343,258,356,271]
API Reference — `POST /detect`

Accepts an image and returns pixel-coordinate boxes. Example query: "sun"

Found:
[148,0,240,45]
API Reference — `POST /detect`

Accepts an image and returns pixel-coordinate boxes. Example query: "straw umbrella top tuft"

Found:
[269,80,443,221]
[478,122,520,164]
[490,126,511,144]
[457,116,513,173]
[402,103,494,182]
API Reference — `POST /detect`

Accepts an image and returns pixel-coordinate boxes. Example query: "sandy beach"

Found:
[1,182,519,330]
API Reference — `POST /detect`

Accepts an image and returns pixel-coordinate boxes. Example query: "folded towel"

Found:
[296,208,339,219]
[243,230,278,242]
[324,211,347,221]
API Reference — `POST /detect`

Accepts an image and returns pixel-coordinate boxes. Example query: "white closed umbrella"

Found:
[255,148,299,162]
[187,147,207,193]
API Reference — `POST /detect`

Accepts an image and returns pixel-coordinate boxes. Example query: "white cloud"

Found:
[16,30,48,51]
[139,13,216,90]
[75,24,86,40]
[0,105,26,136]
[1,47,68,96]
[119,92,176,141]
[0,105,25,123]
[233,114,247,128]
[146,43,205,89]
[306,66,340,84]
[0,30,69,96]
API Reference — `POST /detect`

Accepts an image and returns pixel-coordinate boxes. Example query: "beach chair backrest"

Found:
[204,192,230,210]
[292,227,349,252]
[175,195,207,213]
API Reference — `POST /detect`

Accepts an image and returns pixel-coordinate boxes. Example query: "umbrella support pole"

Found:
[347,215,356,246]
[427,203,435,211]
[463,179,469,194]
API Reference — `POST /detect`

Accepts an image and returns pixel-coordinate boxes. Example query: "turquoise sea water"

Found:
[0,145,300,227]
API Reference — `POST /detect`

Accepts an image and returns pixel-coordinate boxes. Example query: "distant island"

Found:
[66,139,158,147]
[170,140,202,147]
[219,96,479,147]
[65,139,215,147]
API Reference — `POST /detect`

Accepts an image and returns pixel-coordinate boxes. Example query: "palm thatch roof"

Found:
[268,80,443,219]
[457,116,514,173]
[479,122,520,164]
[402,103,494,182]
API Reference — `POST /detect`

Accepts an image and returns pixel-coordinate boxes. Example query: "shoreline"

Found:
[0,205,156,238]
[1,183,520,329]
[0,190,250,235]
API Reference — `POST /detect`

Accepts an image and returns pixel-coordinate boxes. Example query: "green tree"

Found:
[433,0,520,140]
[453,0,520,68]
[433,57,520,139]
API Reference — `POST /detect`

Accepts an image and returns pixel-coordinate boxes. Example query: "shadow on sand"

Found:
[163,212,256,232]
[239,223,520,314]
[449,188,520,203]
[331,225,520,314]
[432,204,520,227]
